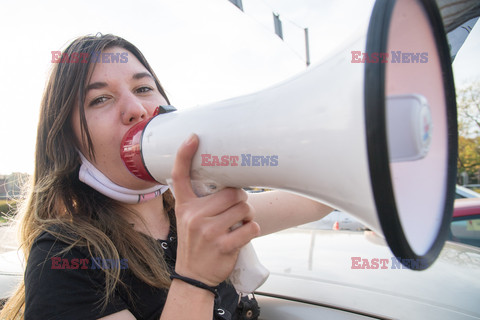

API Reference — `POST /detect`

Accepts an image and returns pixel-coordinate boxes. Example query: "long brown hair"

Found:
[0,34,176,319]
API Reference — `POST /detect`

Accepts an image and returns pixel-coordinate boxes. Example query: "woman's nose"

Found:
[120,95,147,125]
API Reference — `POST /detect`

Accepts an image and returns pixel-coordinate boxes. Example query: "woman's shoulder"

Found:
[27,225,92,272]
[24,226,129,319]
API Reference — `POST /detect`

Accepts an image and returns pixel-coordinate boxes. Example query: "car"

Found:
[297,210,368,231]
[301,186,480,232]
[1,204,479,318]
[252,227,480,319]
[449,198,480,247]
[0,250,23,303]
[456,185,480,199]
[463,184,480,193]
[1,197,479,314]
[0,225,20,303]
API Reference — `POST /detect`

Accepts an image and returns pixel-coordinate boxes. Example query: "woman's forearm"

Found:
[248,190,333,236]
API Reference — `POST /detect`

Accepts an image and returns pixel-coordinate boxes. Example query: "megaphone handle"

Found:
[227,240,270,294]
[182,180,270,294]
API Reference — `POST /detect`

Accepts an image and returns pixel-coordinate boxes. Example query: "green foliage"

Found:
[0,200,18,223]
[458,136,480,178]
[457,82,480,184]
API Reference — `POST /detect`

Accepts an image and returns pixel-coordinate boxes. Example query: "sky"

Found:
[0,0,478,175]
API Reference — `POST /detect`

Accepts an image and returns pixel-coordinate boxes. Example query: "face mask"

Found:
[78,151,169,204]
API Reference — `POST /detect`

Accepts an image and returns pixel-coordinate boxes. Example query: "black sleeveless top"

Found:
[24,229,259,320]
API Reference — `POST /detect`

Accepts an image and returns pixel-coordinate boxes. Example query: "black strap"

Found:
[170,270,219,297]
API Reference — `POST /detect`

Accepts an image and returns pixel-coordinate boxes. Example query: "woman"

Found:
[0,34,332,320]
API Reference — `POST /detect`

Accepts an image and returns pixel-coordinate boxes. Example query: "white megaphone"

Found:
[121,0,457,294]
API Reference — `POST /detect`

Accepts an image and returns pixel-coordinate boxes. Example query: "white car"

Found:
[309,185,480,231]
[0,250,23,302]
[456,185,480,199]
[4,227,478,319]
[253,227,480,319]
[1,212,480,319]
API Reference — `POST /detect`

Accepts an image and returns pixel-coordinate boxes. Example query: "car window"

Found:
[450,216,480,247]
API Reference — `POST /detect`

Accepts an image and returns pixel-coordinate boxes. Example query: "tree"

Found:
[457,81,480,184]
[457,136,480,184]
[457,81,480,137]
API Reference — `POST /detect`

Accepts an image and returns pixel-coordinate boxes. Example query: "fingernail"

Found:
[184,133,196,145]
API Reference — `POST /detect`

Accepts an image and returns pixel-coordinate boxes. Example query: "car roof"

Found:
[454,198,480,218]
[456,185,480,199]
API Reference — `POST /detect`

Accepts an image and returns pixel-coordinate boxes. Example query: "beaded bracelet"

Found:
[170,270,219,297]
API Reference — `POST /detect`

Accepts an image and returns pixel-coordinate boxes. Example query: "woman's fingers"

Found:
[198,188,248,218]
[171,134,261,286]
[170,133,199,203]
[221,220,261,253]
[207,200,255,233]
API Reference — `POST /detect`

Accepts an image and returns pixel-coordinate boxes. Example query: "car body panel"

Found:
[456,185,480,199]
[299,210,367,231]
[253,229,480,320]
[257,295,377,320]
[0,251,23,300]
[1,202,480,317]
[453,198,480,218]
[449,198,480,247]
[301,188,480,232]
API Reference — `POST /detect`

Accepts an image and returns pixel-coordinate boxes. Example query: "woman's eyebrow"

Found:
[132,72,154,80]
[86,81,108,93]
[86,72,153,93]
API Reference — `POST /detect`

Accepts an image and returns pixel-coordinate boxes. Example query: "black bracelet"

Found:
[170,270,219,297]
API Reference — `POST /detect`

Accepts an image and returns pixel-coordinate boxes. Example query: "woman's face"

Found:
[72,47,168,190]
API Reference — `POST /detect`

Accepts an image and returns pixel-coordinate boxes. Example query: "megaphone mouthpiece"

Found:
[121,118,157,182]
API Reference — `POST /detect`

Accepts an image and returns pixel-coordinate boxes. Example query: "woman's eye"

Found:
[89,96,108,106]
[136,86,153,94]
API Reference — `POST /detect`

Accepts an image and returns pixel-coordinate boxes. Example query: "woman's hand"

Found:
[171,134,261,287]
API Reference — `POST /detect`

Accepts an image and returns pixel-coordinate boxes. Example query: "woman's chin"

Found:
[111,170,160,190]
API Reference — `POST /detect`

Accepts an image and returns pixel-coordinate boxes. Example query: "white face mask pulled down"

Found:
[78,152,169,204]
